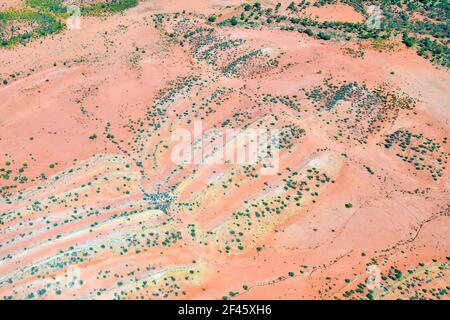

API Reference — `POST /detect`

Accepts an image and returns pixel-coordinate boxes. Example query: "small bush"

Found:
[318,31,331,40]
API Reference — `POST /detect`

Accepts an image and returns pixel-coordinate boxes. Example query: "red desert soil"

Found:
[0,0,24,10]
[304,3,365,23]
[0,0,448,300]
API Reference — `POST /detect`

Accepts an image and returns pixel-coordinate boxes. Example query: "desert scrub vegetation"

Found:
[341,258,450,300]
[121,75,204,168]
[277,124,306,149]
[208,167,334,255]
[157,15,281,78]
[0,0,139,47]
[216,1,449,67]
[222,48,280,77]
[261,93,301,112]
[0,9,63,46]
[26,0,67,13]
[26,0,139,15]
[0,161,29,204]
[306,80,416,145]
[384,129,448,180]
[79,0,138,16]
[180,25,246,67]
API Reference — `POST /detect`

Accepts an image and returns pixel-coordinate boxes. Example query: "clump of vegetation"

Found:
[25,0,139,16]
[217,1,449,67]
[342,258,450,300]
[384,130,448,180]
[208,166,334,255]
[307,81,416,145]
[26,0,66,13]
[0,0,139,47]
[0,9,63,47]
[318,31,331,41]
[81,0,139,16]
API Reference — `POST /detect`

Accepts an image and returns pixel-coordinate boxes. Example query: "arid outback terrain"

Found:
[0,0,449,300]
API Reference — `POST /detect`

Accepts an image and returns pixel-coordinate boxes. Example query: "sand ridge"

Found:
[0,0,449,300]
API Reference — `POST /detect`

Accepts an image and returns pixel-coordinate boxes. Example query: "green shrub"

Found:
[26,0,66,14]
[318,31,331,40]
[81,0,138,16]
[402,31,415,47]
[0,10,63,47]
